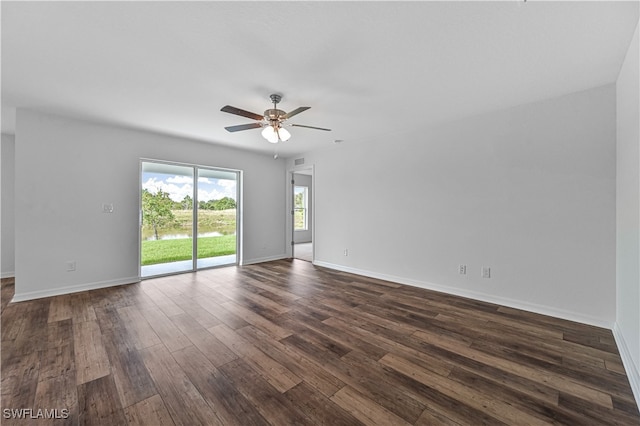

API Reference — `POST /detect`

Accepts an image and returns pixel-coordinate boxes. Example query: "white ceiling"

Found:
[2,1,638,158]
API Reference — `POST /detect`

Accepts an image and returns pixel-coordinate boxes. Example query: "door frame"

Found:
[139,158,242,279]
[287,165,315,262]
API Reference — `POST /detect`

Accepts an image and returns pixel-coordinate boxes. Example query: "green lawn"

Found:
[141,234,236,266]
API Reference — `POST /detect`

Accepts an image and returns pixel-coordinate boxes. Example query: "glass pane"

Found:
[197,168,237,269]
[141,162,194,277]
[294,208,306,230]
[294,186,307,230]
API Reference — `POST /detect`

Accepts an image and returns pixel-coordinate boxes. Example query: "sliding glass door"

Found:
[140,162,194,276]
[140,160,239,278]
[196,168,238,269]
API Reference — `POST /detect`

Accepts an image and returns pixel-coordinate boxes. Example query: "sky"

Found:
[142,172,236,202]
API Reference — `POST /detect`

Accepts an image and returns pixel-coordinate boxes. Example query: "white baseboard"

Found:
[313,261,613,330]
[613,323,640,408]
[11,276,140,302]
[241,254,288,266]
[1,271,15,279]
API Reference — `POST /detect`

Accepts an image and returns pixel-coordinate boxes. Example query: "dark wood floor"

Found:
[1,259,639,425]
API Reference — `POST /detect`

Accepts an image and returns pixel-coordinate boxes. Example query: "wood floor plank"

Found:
[101,328,158,408]
[323,315,455,378]
[284,381,365,426]
[38,320,75,382]
[1,304,27,342]
[34,373,78,426]
[140,283,185,317]
[45,318,74,348]
[283,310,388,360]
[605,358,627,375]
[171,294,221,329]
[77,375,127,426]
[558,392,640,425]
[379,353,550,426]
[412,328,614,409]
[3,299,50,356]
[282,320,352,359]
[69,292,98,323]
[237,324,345,398]
[213,282,291,317]
[140,344,224,426]
[124,394,176,426]
[208,323,302,393]
[171,345,270,426]
[194,295,250,329]
[219,300,291,340]
[330,385,412,426]
[218,358,312,425]
[414,407,463,426]
[139,306,192,353]
[73,320,111,385]
[116,305,162,350]
[446,366,588,425]
[1,279,15,313]
[47,295,74,323]
[38,342,75,383]
[239,277,302,304]
[1,350,41,411]
[1,259,638,425]
[337,350,431,424]
[89,285,137,311]
[170,313,237,367]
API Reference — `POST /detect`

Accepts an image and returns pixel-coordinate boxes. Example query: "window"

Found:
[294,186,308,231]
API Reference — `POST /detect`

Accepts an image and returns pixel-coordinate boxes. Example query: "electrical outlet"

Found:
[458,264,467,275]
[482,266,491,278]
[344,249,348,256]
[66,261,76,272]
[102,203,114,213]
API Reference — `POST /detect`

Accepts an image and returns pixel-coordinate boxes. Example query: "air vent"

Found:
[294,158,305,166]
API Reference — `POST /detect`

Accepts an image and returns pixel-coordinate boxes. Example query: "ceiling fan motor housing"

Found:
[264,108,286,121]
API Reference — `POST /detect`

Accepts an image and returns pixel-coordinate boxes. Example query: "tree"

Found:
[181,195,193,210]
[197,197,236,211]
[142,189,176,240]
[213,197,236,210]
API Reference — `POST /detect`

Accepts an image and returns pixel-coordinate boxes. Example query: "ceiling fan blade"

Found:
[221,105,264,121]
[291,124,331,131]
[283,106,310,120]
[224,123,263,132]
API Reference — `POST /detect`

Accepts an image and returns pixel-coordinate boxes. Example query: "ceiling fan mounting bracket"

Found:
[269,94,282,105]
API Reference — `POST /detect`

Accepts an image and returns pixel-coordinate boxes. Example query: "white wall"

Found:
[14,110,286,301]
[1,133,16,278]
[289,84,617,328]
[615,16,640,407]
[293,173,312,243]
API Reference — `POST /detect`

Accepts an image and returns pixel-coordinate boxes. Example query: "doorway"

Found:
[140,160,239,278]
[291,168,313,262]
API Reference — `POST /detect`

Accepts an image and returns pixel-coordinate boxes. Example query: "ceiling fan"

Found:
[221,94,331,143]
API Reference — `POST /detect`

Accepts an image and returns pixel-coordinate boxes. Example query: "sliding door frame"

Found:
[139,158,242,279]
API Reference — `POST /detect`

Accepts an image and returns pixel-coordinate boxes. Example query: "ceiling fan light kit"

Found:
[221,94,330,144]
[261,125,290,143]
